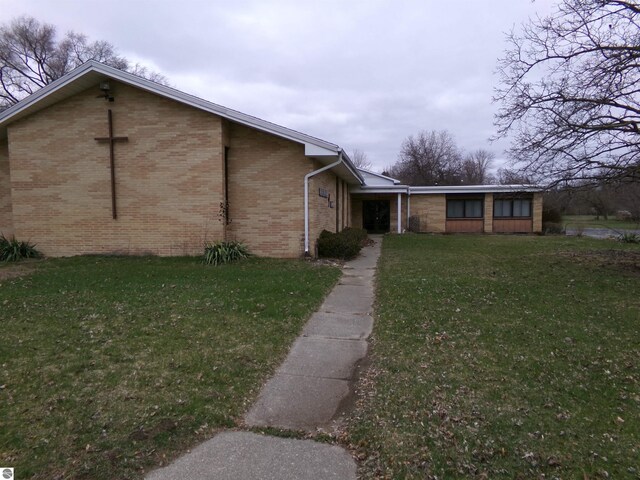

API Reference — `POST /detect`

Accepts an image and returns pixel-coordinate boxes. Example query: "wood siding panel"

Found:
[446,219,484,233]
[493,218,533,233]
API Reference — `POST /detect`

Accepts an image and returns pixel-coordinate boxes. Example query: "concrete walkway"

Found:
[146,237,382,480]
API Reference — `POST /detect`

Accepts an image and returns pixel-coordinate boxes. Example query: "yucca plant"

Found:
[0,234,42,262]
[203,240,250,265]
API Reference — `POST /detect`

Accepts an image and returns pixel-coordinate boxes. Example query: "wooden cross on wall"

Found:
[95,109,128,219]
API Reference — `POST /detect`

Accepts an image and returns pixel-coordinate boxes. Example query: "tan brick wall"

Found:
[226,122,313,257]
[310,166,338,245]
[484,193,493,233]
[408,194,446,232]
[345,181,352,228]
[533,192,543,233]
[0,139,13,237]
[341,180,351,229]
[351,196,363,230]
[5,79,358,259]
[8,81,224,256]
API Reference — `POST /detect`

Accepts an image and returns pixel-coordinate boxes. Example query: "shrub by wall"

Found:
[317,228,368,260]
[203,241,250,265]
[542,206,564,234]
[0,235,42,262]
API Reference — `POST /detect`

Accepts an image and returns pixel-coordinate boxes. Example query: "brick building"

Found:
[0,62,542,258]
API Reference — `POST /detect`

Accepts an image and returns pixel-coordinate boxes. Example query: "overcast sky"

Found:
[1,0,556,172]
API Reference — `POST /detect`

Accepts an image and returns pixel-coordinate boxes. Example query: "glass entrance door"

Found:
[362,200,391,233]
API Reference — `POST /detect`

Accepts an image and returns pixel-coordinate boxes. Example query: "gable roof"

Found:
[357,168,402,186]
[0,60,363,183]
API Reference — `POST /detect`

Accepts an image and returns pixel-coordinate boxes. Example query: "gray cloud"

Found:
[0,0,556,171]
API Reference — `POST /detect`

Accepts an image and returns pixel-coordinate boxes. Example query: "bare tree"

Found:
[617,181,640,220]
[389,130,463,185]
[0,16,167,110]
[461,149,494,184]
[494,0,640,187]
[496,167,533,185]
[350,149,373,170]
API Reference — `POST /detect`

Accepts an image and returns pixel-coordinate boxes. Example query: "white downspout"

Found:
[407,189,411,227]
[304,153,343,255]
[397,192,402,233]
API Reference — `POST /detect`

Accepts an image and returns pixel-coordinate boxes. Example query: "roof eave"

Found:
[0,61,347,158]
[409,184,543,194]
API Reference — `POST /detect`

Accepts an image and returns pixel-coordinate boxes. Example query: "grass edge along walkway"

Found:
[0,255,341,479]
[346,234,639,479]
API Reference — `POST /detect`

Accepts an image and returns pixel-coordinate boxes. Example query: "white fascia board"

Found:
[409,184,542,194]
[0,61,342,154]
[339,151,365,184]
[0,61,96,124]
[357,168,401,184]
[350,186,409,194]
[350,184,542,195]
[0,61,365,184]
[305,144,339,156]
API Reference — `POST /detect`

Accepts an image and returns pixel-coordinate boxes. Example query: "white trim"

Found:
[351,184,542,195]
[356,168,402,184]
[350,186,410,194]
[397,192,402,233]
[409,184,542,194]
[304,155,343,255]
[0,61,364,184]
[0,61,339,152]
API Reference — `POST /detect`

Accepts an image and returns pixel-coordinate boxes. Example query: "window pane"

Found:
[447,200,464,218]
[465,200,482,218]
[494,199,511,217]
[513,199,531,217]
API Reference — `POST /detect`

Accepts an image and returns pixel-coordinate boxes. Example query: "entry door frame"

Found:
[362,200,391,233]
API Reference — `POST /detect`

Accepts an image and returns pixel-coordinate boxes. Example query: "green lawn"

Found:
[347,235,639,479]
[563,214,640,231]
[0,256,340,479]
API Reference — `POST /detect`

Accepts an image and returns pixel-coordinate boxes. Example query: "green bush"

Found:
[203,241,250,265]
[0,234,42,262]
[341,227,368,245]
[543,222,565,235]
[317,228,368,260]
[542,206,562,224]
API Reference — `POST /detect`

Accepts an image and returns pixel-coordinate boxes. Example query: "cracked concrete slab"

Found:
[278,336,367,379]
[302,312,373,340]
[339,273,374,287]
[244,374,350,431]
[146,431,356,480]
[319,284,374,314]
[342,253,379,270]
